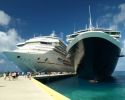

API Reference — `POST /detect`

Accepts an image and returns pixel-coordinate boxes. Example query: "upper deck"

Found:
[15,33,67,54]
[66,28,121,43]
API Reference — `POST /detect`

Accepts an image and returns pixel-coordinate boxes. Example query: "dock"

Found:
[34,73,76,83]
[0,76,70,100]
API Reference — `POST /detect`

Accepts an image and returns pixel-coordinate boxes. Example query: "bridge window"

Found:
[40,42,52,45]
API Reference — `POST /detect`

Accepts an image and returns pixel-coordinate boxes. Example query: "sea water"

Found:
[46,71,125,100]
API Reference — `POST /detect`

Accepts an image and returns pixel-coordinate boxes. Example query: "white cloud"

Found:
[97,13,113,28]
[0,28,24,52]
[113,4,125,24]
[98,3,125,30]
[0,9,24,72]
[0,10,24,52]
[0,10,11,26]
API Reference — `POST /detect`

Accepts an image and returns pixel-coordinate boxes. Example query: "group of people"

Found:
[2,71,33,80]
[26,72,32,80]
[3,72,19,81]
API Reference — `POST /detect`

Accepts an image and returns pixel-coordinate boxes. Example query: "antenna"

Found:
[89,5,93,30]
[73,23,76,33]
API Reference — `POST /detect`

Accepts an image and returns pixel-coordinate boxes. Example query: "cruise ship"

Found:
[66,8,121,80]
[4,32,74,73]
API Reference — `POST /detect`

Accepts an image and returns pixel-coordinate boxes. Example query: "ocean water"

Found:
[46,71,125,100]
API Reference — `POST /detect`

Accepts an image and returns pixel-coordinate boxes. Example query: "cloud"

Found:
[0,10,23,52]
[97,13,113,28]
[0,9,24,72]
[0,10,11,26]
[113,4,125,24]
[0,10,25,52]
[0,28,24,52]
[98,3,125,30]
[0,10,24,52]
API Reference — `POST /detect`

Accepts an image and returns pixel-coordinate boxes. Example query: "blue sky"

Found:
[0,0,125,39]
[0,0,125,71]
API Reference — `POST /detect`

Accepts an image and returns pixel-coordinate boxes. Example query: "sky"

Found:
[0,0,125,72]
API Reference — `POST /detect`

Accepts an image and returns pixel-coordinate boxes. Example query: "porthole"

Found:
[17,56,20,58]
[37,58,40,60]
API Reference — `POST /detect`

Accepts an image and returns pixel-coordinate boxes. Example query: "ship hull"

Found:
[4,50,74,73]
[67,31,121,80]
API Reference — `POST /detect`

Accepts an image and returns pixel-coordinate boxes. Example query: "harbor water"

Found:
[45,71,125,100]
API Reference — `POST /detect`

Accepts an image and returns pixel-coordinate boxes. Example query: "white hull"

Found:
[4,50,74,72]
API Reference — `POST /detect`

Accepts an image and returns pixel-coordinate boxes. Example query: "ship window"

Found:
[17,44,25,47]
[37,58,40,60]
[70,34,77,38]
[105,32,120,35]
[45,58,48,62]
[17,56,20,58]
[17,45,24,47]
[40,42,52,45]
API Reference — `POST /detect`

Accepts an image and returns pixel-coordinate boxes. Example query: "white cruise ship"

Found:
[66,28,121,80]
[66,7,121,80]
[4,32,74,73]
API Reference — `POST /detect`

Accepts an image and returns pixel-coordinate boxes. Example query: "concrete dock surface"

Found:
[0,76,70,100]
